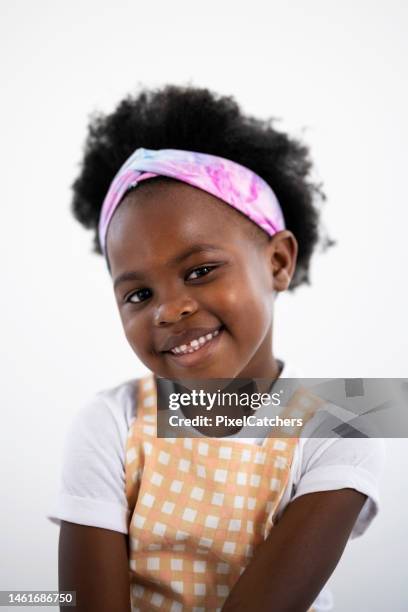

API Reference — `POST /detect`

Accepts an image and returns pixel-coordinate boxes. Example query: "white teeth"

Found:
[169,328,221,355]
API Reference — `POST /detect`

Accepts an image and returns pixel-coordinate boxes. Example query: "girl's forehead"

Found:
[106,180,257,264]
[124,179,244,225]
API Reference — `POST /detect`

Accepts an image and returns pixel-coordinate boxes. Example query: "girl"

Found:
[49,85,385,612]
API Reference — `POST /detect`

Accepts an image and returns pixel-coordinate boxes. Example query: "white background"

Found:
[1,0,407,610]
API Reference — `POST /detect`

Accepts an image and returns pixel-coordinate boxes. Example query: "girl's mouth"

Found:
[164,326,224,368]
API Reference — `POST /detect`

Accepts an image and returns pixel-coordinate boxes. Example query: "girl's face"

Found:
[107,180,296,380]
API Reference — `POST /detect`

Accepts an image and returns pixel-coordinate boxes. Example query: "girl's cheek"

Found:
[213,280,241,309]
[121,312,134,337]
[122,313,147,352]
[217,282,255,323]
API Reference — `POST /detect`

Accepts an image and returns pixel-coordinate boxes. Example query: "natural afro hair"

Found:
[71,84,330,289]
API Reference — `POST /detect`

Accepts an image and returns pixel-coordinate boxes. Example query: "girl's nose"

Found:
[153,295,198,327]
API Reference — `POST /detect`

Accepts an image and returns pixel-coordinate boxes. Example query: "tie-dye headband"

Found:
[98,148,285,256]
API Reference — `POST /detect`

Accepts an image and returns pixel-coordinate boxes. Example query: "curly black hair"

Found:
[71,84,329,289]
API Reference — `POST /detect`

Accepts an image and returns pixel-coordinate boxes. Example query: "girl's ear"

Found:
[267,230,298,292]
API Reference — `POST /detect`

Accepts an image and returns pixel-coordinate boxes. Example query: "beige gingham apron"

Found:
[126,374,319,611]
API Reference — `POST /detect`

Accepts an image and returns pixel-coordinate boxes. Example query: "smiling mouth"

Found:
[165,325,225,366]
[168,327,222,356]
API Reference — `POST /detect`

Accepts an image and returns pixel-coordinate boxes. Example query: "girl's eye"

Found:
[126,288,152,304]
[187,265,216,281]
[124,266,218,303]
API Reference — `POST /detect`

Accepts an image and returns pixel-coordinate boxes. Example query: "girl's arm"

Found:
[222,488,367,612]
[58,521,131,612]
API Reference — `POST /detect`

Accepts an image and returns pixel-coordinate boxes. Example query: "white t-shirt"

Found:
[48,363,386,612]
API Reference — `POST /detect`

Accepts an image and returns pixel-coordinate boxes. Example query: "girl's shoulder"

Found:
[73,376,145,434]
[92,376,140,423]
[48,377,145,533]
[61,377,142,469]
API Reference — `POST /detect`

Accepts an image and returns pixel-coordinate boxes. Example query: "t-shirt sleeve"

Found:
[292,437,386,538]
[47,382,137,534]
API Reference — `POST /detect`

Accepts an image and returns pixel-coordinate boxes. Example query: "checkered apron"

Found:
[126,374,318,611]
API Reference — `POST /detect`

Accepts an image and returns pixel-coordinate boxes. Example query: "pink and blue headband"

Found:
[98,148,285,256]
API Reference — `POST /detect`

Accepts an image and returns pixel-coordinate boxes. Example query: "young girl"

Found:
[49,86,385,612]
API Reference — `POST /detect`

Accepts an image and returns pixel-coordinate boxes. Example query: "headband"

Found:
[98,148,285,256]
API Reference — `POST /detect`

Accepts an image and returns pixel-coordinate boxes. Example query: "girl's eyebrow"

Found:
[113,243,222,290]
